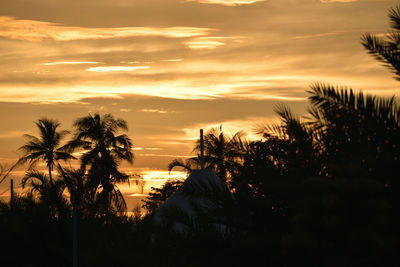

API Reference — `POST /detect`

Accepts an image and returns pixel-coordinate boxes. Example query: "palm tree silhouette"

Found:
[17,118,75,188]
[21,170,68,218]
[307,83,400,180]
[169,126,246,182]
[258,104,318,179]
[362,6,400,80]
[58,166,86,213]
[66,113,133,215]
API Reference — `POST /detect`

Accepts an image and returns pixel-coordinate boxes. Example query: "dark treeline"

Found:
[2,5,400,267]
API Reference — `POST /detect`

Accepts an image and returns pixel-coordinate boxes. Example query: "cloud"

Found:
[43,61,103,66]
[292,31,346,40]
[86,66,151,72]
[183,116,278,141]
[120,61,141,64]
[0,130,26,139]
[0,16,215,42]
[140,170,187,181]
[184,0,265,6]
[159,59,183,62]
[133,147,163,151]
[139,108,172,114]
[184,36,245,49]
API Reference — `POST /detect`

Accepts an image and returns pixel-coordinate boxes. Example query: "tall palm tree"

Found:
[169,126,246,182]
[58,166,86,213]
[66,113,133,214]
[18,118,75,187]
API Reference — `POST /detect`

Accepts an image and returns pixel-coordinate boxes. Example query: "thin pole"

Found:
[10,178,13,209]
[72,204,78,267]
[200,129,205,170]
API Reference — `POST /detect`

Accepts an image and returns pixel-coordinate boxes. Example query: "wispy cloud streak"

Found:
[184,36,245,49]
[292,31,346,40]
[0,16,215,42]
[86,66,150,72]
[43,61,102,66]
[139,109,172,114]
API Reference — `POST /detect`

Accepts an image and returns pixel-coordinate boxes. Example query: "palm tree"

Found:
[307,83,400,180]
[66,113,133,215]
[58,166,86,213]
[260,105,317,178]
[17,118,75,188]
[169,126,246,182]
[168,158,199,174]
[21,170,68,218]
[362,6,400,80]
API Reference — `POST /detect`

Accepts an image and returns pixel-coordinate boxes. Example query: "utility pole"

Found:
[200,129,205,170]
[72,198,78,267]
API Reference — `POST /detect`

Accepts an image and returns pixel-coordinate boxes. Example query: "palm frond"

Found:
[361,33,400,79]
[21,170,49,189]
[389,6,400,30]
[0,163,17,184]
[168,159,194,173]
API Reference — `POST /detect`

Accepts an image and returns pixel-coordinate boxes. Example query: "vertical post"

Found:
[72,204,78,267]
[200,129,205,170]
[10,178,14,209]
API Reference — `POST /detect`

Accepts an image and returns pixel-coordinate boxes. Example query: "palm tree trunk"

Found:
[48,164,58,219]
[48,165,54,188]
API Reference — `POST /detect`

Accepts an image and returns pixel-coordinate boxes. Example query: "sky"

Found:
[0,0,399,207]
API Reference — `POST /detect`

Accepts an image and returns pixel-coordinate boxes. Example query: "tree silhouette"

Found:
[263,105,318,178]
[169,126,246,182]
[17,118,74,188]
[21,170,69,218]
[142,179,184,214]
[168,158,198,174]
[66,113,134,216]
[307,83,400,189]
[58,166,86,215]
[362,6,400,80]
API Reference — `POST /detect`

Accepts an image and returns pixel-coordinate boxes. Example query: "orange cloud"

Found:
[183,36,245,49]
[43,61,102,66]
[139,109,173,114]
[0,16,215,42]
[159,59,183,62]
[292,31,346,40]
[86,66,151,72]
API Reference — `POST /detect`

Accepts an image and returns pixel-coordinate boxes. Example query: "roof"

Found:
[153,169,231,235]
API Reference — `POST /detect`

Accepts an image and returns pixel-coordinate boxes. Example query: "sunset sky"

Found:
[0,0,399,205]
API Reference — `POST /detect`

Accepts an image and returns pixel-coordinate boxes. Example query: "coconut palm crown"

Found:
[17,118,74,187]
[66,113,134,213]
[169,126,246,182]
